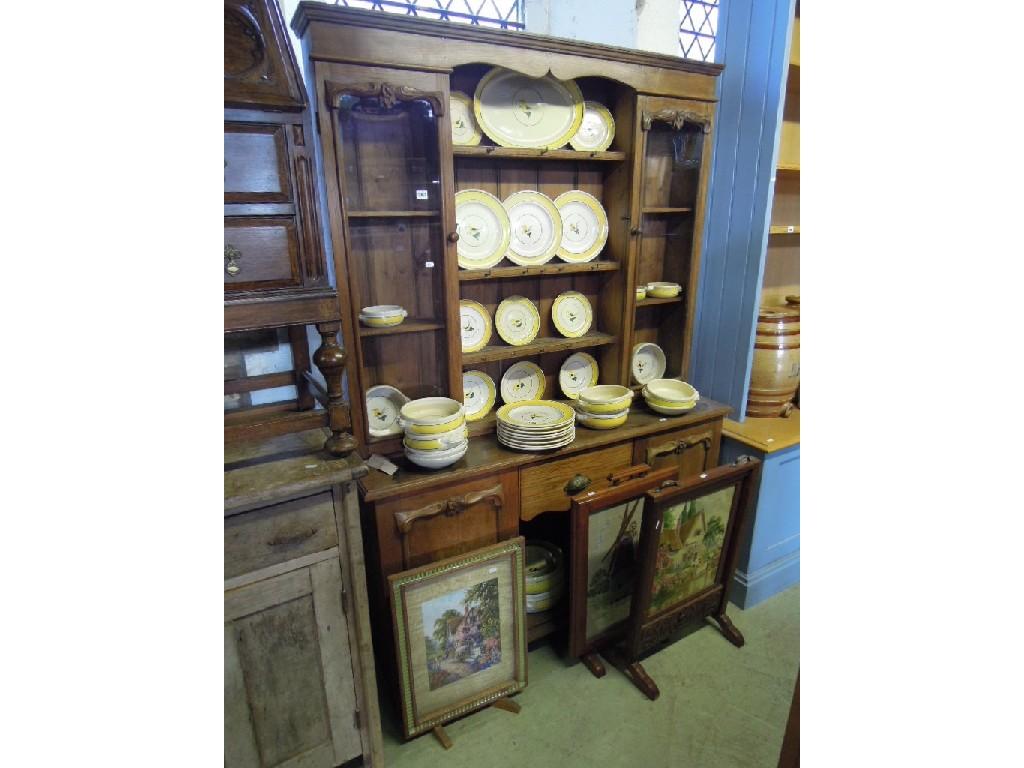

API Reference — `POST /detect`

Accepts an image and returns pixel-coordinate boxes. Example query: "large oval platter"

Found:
[474,67,584,149]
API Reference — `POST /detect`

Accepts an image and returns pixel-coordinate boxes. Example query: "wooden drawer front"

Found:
[375,472,519,579]
[520,442,634,521]
[635,421,722,480]
[225,123,291,204]
[224,216,301,291]
[225,492,339,580]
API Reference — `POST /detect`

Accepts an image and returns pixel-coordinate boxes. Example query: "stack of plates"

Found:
[496,400,575,451]
[642,379,700,416]
[359,305,407,328]
[399,397,468,469]
[525,541,566,614]
[573,384,633,430]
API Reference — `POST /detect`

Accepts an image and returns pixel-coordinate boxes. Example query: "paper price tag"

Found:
[416,189,429,200]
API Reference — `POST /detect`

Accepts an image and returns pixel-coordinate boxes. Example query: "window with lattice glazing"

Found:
[679,0,718,62]
[332,1,524,29]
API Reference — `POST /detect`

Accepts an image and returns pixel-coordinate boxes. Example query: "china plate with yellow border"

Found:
[500,361,545,403]
[455,189,511,270]
[459,299,492,353]
[365,384,410,438]
[631,342,667,385]
[551,291,593,338]
[569,101,615,152]
[558,352,599,399]
[474,67,584,149]
[462,370,496,421]
[503,190,562,266]
[450,91,482,146]
[553,190,608,263]
[496,399,575,429]
[495,295,541,346]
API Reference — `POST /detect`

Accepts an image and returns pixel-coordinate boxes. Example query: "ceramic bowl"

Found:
[646,282,681,299]
[359,309,407,328]
[643,378,699,403]
[404,440,468,469]
[525,541,565,596]
[577,385,633,414]
[644,400,697,416]
[400,397,465,434]
[403,425,469,451]
[574,406,629,430]
[361,304,406,317]
[635,286,647,301]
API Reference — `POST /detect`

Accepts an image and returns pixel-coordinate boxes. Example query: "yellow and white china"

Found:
[551,291,593,338]
[400,397,466,435]
[643,378,698,403]
[573,406,629,430]
[569,101,615,152]
[359,313,405,328]
[495,295,541,346]
[459,299,492,353]
[449,90,482,146]
[359,304,407,328]
[558,352,599,399]
[462,370,496,421]
[646,281,682,299]
[577,384,633,413]
[403,425,469,452]
[473,67,584,149]
[497,400,575,429]
[455,189,511,270]
[405,441,468,470]
[503,190,562,266]
[553,190,608,263]
[500,361,545,403]
[525,541,565,596]
[365,385,409,438]
[636,286,647,301]
[631,342,667,385]
[643,398,697,416]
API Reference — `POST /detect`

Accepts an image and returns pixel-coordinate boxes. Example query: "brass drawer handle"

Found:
[225,244,242,276]
[266,527,318,548]
[564,474,591,495]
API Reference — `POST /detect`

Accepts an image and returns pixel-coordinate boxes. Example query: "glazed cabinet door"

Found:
[630,96,714,382]
[225,559,361,768]
[317,64,460,449]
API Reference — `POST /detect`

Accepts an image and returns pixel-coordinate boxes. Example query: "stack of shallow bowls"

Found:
[358,305,407,328]
[496,400,575,451]
[642,378,699,415]
[645,282,682,299]
[525,541,566,614]
[400,397,468,469]
[573,384,633,430]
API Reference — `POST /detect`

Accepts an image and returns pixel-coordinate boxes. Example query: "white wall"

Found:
[526,0,682,56]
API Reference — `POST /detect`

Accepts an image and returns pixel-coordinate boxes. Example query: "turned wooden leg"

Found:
[492,697,521,714]
[313,322,356,457]
[713,612,745,648]
[581,652,607,679]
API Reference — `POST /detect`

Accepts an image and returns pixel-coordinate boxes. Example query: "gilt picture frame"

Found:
[625,459,762,661]
[389,537,527,739]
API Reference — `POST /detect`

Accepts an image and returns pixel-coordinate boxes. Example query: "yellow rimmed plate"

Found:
[558,352,599,399]
[500,361,545,403]
[459,299,492,353]
[455,189,511,270]
[365,385,410,438]
[449,90,482,146]
[503,190,562,266]
[495,295,540,346]
[554,190,608,263]
[497,400,575,429]
[474,67,584,149]
[569,101,615,152]
[462,370,496,421]
[552,291,593,338]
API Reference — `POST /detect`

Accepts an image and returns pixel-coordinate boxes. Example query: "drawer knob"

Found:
[225,244,242,276]
[564,474,591,495]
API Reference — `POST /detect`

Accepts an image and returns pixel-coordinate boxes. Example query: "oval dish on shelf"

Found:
[473,67,584,149]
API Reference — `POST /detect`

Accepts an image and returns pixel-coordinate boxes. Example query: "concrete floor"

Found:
[380,585,799,768]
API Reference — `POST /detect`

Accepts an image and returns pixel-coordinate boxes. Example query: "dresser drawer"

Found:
[224,122,292,204]
[634,421,722,479]
[224,216,301,291]
[225,491,339,579]
[519,442,634,521]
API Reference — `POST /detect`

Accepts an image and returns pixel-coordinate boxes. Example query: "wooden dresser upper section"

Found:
[292,2,723,102]
[226,0,306,110]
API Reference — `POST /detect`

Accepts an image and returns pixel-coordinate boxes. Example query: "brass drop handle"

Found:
[225,244,242,276]
[266,528,318,548]
[564,474,591,495]
[447,231,460,243]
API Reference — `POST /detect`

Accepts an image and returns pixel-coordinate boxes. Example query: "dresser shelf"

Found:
[453,145,626,162]
[458,261,619,281]
[462,332,616,365]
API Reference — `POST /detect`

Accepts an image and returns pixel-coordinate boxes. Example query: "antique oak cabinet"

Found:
[292,2,728,681]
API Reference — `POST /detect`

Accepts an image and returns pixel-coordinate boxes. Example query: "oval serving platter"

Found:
[474,67,584,149]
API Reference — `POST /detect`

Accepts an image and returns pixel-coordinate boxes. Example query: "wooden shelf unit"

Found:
[453,145,626,162]
[357,319,446,337]
[457,260,619,281]
[462,332,616,365]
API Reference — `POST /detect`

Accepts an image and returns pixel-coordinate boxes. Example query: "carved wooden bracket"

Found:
[326,81,446,117]
[641,109,711,133]
[394,484,503,535]
[645,431,714,471]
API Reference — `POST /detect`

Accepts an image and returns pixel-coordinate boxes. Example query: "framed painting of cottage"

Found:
[568,465,679,676]
[624,459,761,670]
[388,537,527,740]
